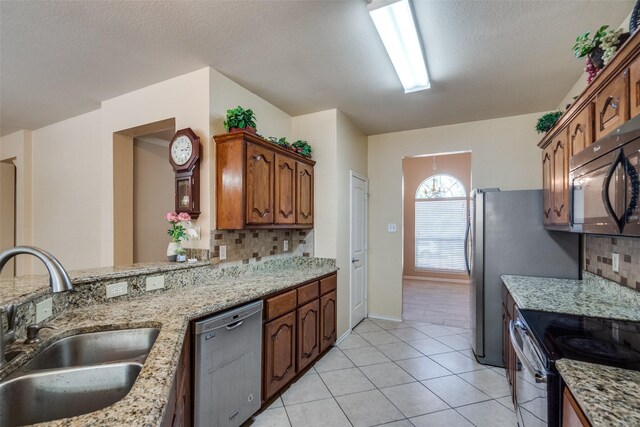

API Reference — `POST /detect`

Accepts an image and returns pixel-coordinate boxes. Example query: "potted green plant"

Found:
[224,106,257,133]
[292,140,312,158]
[535,111,563,134]
[268,136,292,149]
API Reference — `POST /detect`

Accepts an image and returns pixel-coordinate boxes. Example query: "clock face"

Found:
[171,135,193,166]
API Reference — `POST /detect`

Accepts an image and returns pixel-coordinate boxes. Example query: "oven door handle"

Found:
[509,320,548,384]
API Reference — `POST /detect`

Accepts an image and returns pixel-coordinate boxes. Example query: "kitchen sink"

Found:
[0,362,142,427]
[19,327,160,371]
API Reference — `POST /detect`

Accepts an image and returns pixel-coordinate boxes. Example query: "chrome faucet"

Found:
[0,246,73,367]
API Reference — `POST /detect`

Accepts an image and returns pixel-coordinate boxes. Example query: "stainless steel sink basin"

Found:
[20,327,160,371]
[0,362,142,427]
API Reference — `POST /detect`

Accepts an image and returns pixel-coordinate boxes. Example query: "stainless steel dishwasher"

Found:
[193,300,263,427]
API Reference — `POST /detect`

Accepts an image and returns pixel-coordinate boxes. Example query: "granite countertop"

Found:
[0,259,337,426]
[501,272,640,321]
[557,359,640,427]
[0,260,211,306]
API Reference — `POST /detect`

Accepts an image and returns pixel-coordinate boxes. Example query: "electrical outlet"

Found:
[106,282,128,298]
[387,223,397,232]
[146,275,165,291]
[612,253,620,273]
[283,240,289,252]
[35,298,53,323]
[219,245,227,260]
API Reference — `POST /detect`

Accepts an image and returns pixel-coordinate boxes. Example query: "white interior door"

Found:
[350,172,368,329]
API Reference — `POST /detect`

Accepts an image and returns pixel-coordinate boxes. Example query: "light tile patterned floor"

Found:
[403,280,471,329]
[246,318,516,427]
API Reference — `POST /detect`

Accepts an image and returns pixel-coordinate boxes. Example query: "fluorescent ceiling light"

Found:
[368,0,430,93]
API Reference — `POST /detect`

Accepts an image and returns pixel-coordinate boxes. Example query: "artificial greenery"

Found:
[573,25,609,58]
[535,111,563,134]
[224,106,257,132]
[268,136,292,149]
[292,140,312,158]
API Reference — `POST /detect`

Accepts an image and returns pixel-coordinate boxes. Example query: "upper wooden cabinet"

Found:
[215,131,316,230]
[595,70,629,140]
[568,104,594,156]
[541,128,570,227]
[542,145,554,225]
[630,55,640,118]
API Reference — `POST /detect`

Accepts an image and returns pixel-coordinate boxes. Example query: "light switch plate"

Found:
[387,223,397,232]
[35,298,53,323]
[283,240,289,252]
[146,275,165,291]
[219,245,227,260]
[612,253,620,273]
[106,282,128,298]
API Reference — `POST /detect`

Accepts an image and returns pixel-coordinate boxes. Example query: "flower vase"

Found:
[167,241,181,262]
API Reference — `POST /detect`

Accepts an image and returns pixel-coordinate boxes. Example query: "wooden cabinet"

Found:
[562,387,592,427]
[297,299,319,371]
[569,105,594,156]
[296,162,314,225]
[595,70,629,140]
[541,128,570,226]
[246,143,275,225]
[630,55,640,118]
[275,154,296,225]
[161,328,191,427]
[320,290,337,353]
[262,273,337,402]
[215,131,316,230]
[502,286,517,403]
[264,311,297,400]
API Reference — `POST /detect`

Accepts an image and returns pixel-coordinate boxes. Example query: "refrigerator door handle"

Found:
[464,220,471,275]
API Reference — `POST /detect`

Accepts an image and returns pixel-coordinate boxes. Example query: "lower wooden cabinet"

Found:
[297,299,320,371]
[264,311,297,400]
[502,286,517,403]
[161,328,191,427]
[262,273,337,402]
[562,387,592,427]
[320,290,337,353]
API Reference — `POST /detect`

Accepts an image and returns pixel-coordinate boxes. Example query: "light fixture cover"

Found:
[368,0,430,93]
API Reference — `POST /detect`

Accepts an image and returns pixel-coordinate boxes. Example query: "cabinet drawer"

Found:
[595,70,629,140]
[265,290,297,321]
[297,281,319,305]
[320,274,337,295]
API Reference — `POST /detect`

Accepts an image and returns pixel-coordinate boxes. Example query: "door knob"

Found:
[352,258,359,263]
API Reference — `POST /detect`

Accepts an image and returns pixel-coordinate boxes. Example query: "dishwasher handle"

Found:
[226,320,244,330]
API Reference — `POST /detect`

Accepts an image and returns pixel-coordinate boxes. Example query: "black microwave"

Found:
[570,115,640,235]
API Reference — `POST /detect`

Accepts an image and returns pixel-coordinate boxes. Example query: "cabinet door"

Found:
[275,154,296,225]
[297,299,320,371]
[630,56,640,119]
[562,387,591,427]
[542,145,554,225]
[319,290,337,353]
[296,162,314,225]
[246,142,274,225]
[595,70,629,140]
[569,105,594,156]
[552,130,570,225]
[264,311,297,401]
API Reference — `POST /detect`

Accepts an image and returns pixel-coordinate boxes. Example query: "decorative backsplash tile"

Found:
[584,235,640,290]
[210,229,314,264]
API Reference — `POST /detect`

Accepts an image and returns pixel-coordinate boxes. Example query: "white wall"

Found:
[367,112,544,319]
[0,130,33,275]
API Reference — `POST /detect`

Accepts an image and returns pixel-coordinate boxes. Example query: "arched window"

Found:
[415,174,468,272]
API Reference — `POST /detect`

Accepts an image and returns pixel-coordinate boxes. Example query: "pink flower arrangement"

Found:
[165,211,192,242]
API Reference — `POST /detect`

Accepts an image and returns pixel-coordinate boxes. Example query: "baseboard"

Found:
[367,313,403,322]
[403,275,470,284]
[335,329,351,345]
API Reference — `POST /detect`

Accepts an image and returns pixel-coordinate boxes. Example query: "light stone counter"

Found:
[501,271,640,321]
[0,257,337,426]
[556,359,640,427]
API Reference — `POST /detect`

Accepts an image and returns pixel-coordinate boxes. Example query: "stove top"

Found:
[519,309,640,371]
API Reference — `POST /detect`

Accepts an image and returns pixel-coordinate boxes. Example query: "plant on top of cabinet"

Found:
[292,140,312,158]
[535,111,563,134]
[574,25,629,83]
[224,106,257,133]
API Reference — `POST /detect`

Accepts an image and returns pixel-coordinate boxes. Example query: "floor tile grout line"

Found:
[310,350,356,427]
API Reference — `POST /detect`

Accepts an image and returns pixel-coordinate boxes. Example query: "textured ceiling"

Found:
[0,0,634,136]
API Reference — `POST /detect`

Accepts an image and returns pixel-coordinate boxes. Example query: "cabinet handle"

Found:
[544,208,551,218]
[611,98,619,110]
[253,155,262,161]
[554,204,564,216]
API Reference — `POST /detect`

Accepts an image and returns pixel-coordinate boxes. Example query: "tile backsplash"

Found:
[210,229,314,264]
[584,235,640,290]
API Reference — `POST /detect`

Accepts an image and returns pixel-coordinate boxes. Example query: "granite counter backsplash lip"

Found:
[0,259,337,426]
[557,359,640,427]
[501,272,640,321]
[0,260,212,306]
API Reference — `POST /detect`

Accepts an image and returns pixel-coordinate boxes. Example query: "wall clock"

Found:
[169,128,201,218]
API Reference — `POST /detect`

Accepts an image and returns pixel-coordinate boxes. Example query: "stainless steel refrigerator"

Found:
[468,189,580,367]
